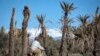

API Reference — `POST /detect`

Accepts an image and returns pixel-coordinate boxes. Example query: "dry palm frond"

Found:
[37,15,44,25]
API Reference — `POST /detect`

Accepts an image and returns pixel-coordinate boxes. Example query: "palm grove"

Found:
[0,1,100,56]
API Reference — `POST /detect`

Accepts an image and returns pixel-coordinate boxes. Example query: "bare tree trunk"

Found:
[9,8,15,56]
[22,6,30,56]
[41,25,47,49]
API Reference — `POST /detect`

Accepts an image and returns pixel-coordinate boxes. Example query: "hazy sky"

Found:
[0,0,100,29]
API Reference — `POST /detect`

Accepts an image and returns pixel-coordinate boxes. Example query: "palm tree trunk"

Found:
[41,25,46,49]
[59,25,67,56]
[59,31,65,56]
[59,11,68,56]
[9,8,15,56]
[22,6,30,56]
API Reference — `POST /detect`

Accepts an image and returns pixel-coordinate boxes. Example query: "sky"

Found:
[0,0,100,38]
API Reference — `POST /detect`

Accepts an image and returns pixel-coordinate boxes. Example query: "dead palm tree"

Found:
[22,6,30,56]
[9,8,15,56]
[59,1,75,56]
[36,15,47,49]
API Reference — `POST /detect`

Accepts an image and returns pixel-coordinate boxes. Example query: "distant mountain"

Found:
[27,28,76,41]
[53,36,61,40]
[27,28,62,39]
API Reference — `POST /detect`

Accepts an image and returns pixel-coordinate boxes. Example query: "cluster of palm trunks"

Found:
[0,1,100,56]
